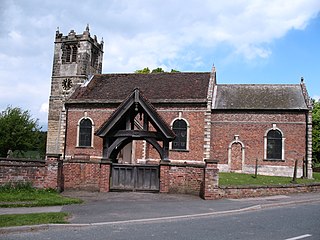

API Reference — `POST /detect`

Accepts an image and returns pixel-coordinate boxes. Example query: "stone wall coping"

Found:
[159,160,171,166]
[164,162,205,168]
[220,182,320,190]
[0,162,46,167]
[204,159,219,164]
[46,153,62,158]
[0,157,45,163]
[100,158,113,164]
[64,159,101,164]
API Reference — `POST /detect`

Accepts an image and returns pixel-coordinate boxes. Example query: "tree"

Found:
[151,67,165,73]
[312,99,320,165]
[135,67,150,74]
[0,106,42,157]
[135,67,180,73]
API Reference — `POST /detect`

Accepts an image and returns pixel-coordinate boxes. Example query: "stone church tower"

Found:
[46,26,104,155]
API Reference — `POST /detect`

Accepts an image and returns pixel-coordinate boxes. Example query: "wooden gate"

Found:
[110,164,160,192]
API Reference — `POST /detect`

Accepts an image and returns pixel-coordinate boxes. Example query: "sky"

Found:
[0,0,320,130]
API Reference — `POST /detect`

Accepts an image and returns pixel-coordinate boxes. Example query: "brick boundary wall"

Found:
[166,162,204,195]
[0,157,47,188]
[201,159,220,199]
[1,156,320,200]
[214,183,320,199]
[100,159,111,192]
[61,158,111,192]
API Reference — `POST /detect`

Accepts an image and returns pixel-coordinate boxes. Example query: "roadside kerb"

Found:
[1,196,320,234]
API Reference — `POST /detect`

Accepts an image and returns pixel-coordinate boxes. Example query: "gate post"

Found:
[100,159,112,192]
[201,159,221,200]
[159,160,170,193]
[45,153,62,191]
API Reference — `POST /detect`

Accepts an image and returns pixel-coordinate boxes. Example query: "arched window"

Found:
[267,130,282,160]
[172,119,188,150]
[78,118,92,147]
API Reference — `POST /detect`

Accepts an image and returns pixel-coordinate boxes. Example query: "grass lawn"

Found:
[219,172,320,187]
[0,184,81,228]
[0,212,69,228]
[0,185,82,208]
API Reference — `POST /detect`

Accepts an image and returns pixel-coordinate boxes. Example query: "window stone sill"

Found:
[76,146,94,149]
[263,159,285,162]
[170,149,189,152]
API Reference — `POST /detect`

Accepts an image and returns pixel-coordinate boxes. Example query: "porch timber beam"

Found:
[113,130,162,140]
[105,137,127,160]
[144,138,164,160]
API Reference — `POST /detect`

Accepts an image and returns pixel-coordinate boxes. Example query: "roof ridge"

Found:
[217,83,301,86]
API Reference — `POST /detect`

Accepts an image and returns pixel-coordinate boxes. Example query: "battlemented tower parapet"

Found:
[46,26,104,155]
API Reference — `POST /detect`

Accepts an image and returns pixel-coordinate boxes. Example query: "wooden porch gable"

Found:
[95,88,175,161]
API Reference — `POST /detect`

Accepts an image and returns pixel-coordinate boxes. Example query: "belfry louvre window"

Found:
[63,44,78,63]
[172,119,187,150]
[79,119,92,147]
[267,130,282,159]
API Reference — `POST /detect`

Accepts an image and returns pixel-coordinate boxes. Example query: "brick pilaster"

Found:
[159,160,170,193]
[201,159,221,200]
[100,159,111,192]
[45,153,62,190]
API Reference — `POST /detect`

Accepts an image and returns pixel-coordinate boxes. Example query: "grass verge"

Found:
[0,212,69,228]
[219,172,320,187]
[0,183,82,208]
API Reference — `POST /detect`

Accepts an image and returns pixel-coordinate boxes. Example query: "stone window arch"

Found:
[77,117,94,147]
[264,124,285,160]
[170,117,190,151]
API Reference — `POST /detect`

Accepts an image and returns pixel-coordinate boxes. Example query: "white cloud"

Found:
[97,0,320,71]
[40,102,49,113]
[313,95,320,101]
[1,0,320,125]
[8,30,22,43]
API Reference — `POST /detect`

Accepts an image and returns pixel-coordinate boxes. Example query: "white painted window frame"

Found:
[264,124,285,161]
[76,116,95,148]
[169,115,190,151]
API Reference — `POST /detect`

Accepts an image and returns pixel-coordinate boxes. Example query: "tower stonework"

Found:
[46,26,104,155]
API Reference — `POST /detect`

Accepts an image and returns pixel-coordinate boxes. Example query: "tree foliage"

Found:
[135,67,150,74]
[135,67,180,74]
[312,99,320,164]
[151,67,165,73]
[0,106,42,158]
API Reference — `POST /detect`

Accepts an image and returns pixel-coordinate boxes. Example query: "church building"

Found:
[46,27,313,193]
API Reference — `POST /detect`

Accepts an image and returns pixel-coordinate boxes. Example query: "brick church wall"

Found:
[64,108,114,160]
[211,111,307,176]
[64,105,208,163]
[152,107,207,162]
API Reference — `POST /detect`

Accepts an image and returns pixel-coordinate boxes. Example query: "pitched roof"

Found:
[95,88,175,139]
[213,84,308,110]
[69,72,210,104]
